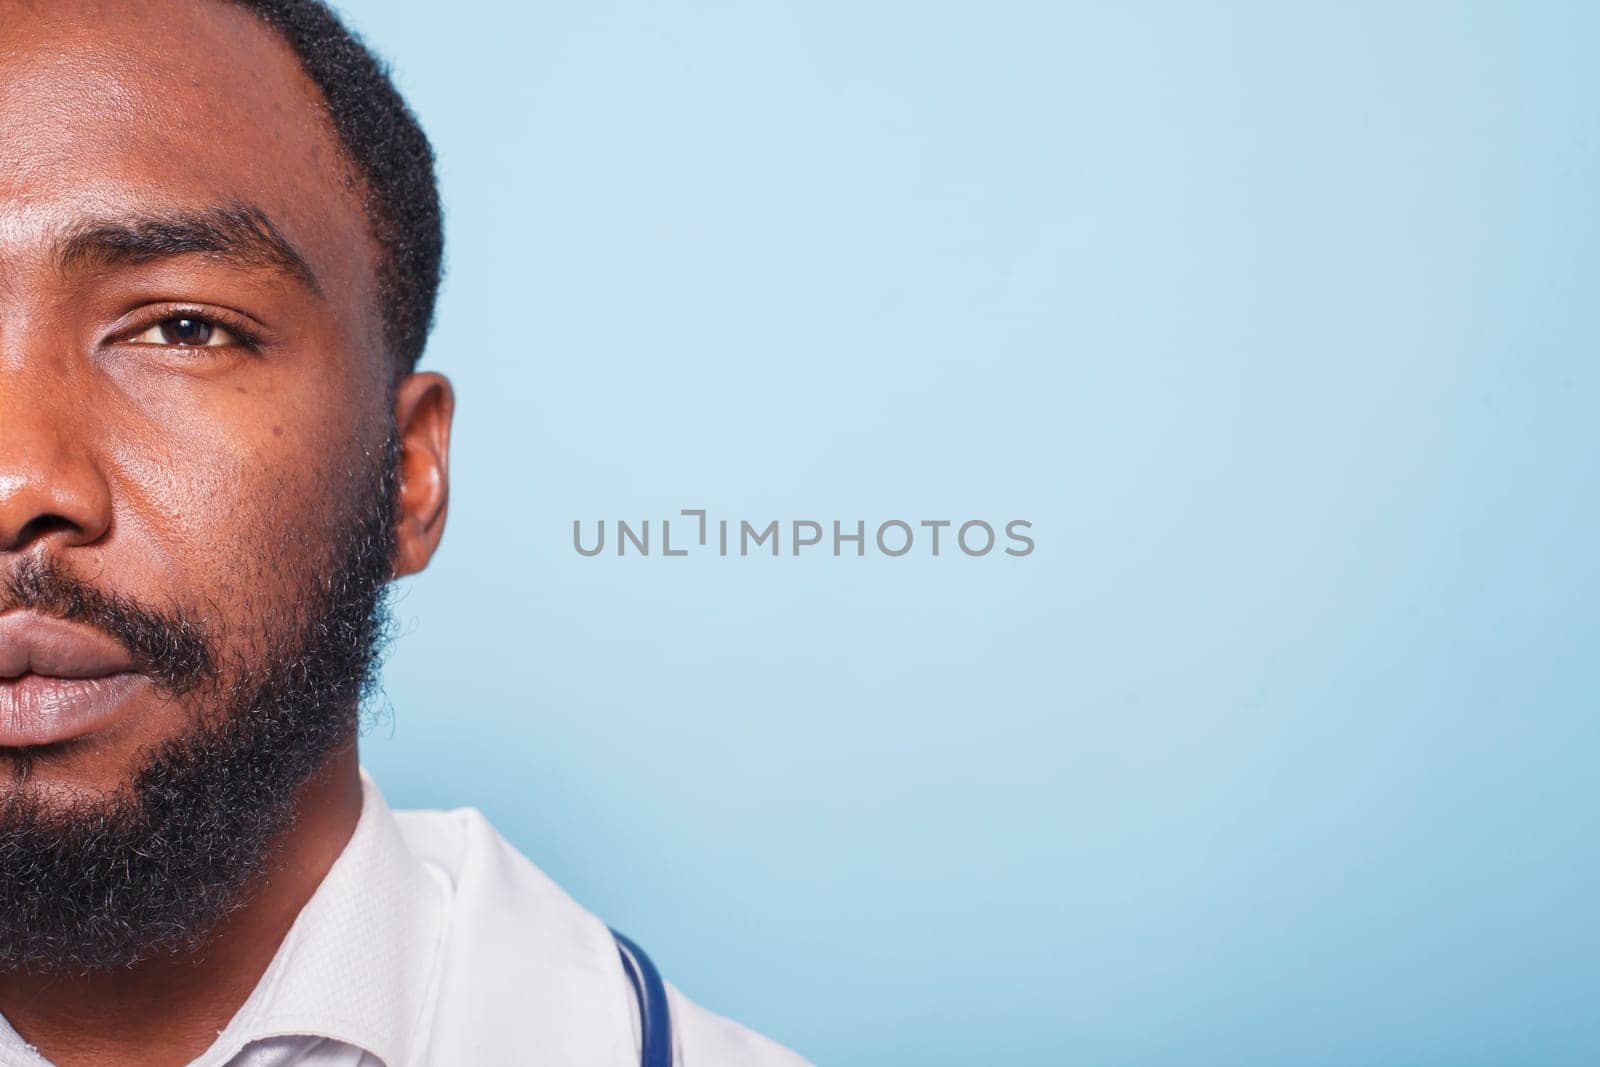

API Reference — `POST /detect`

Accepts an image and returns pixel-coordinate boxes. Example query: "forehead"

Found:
[0,0,377,318]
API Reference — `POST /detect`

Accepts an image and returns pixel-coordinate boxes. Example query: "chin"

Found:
[0,743,155,808]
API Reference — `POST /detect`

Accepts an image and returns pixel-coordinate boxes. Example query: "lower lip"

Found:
[0,674,144,747]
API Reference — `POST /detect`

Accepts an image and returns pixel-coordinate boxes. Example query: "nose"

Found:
[0,367,113,554]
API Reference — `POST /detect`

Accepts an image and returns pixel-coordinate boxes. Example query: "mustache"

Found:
[0,558,214,694]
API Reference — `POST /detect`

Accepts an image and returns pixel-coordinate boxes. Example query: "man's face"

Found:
[0,0,451,967]
[0,0,397,791]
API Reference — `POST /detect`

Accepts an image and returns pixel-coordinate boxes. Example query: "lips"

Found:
[0,612,143,746]
[0,612,137,679]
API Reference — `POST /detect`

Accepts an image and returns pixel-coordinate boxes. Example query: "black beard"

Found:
[0,437,400,974]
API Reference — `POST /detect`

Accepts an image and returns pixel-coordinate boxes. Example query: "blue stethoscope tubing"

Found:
[611,929,673,1067]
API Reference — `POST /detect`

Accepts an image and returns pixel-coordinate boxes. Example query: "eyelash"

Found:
[118,305,264,352]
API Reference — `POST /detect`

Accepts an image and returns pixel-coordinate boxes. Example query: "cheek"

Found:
[97,363,388,643]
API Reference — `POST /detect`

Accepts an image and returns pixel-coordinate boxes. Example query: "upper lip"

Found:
[0,611,137,680]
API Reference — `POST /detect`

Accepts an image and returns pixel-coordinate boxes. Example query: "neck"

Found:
[0,746,364,1067]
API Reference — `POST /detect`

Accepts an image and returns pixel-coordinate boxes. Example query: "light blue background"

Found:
[338,2,1599,1063]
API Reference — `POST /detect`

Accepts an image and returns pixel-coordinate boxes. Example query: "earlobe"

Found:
[390,371,455,578]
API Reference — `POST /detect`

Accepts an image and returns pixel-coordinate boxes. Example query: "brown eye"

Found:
[128,316,239,348]
[160,318,213,345]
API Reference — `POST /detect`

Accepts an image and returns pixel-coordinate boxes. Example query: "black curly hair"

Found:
[231,0,443,375]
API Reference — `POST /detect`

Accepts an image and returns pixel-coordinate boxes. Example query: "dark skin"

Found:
[0,1,453,1063]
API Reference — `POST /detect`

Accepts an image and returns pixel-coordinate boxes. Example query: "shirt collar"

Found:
[200,769,451,1067]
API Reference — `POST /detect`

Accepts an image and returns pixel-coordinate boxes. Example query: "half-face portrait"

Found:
[2,0,1591,1064]
[0,1,804,1063]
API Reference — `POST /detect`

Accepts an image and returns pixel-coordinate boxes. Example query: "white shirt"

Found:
[0,773,809,1067]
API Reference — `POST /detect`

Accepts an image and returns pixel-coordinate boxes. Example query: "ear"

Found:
[390,371,455,578]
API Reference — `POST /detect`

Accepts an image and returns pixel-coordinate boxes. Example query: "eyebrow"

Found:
[57,203,323,296]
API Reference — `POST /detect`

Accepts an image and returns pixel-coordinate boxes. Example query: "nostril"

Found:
[13,514,81,546]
